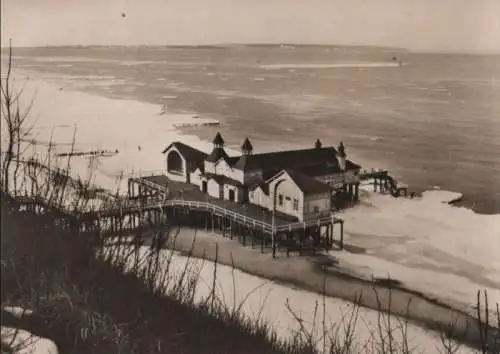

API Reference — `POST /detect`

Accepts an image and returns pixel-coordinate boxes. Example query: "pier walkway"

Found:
[14,174,345,252]
[359,168,409,197]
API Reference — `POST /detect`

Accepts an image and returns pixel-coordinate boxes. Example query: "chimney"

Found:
[337,141,346,170]
[314,139,322,149]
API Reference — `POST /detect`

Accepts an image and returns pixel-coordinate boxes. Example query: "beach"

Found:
[5,68,499,351]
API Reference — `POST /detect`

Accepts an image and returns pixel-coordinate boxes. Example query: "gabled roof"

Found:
[277,169,331,194]
[162,141,207,172]
[249,182,269,195]
[345,159,362,170]
[232,147,338,172]
[205,147,230,163]
[205,173,243,187]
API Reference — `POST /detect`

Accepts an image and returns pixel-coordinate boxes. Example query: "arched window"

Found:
[167,151,184,175]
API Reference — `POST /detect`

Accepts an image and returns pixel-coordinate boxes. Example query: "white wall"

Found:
[204,160,216,174]
[207,179,221,199]
[214,158,245,183]
[268,174,304,221]
[189,168,203,188]
[249,187,270,209]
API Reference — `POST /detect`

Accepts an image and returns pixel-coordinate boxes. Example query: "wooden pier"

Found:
[360,169,409,197]
[14,175,346,257]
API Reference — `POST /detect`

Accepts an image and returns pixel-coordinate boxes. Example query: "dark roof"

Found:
[232,155,249,170]
[205,147,230,163]
[241,137,253,152]
[233,147,338,172]
[346,159,362,170]
[295,163,342,177]
[249,182,269,195]
[282,170,331,194]
[294,158,360,177]
[162,141,207,172]
[213,132,224,146]
[205,173,243,187]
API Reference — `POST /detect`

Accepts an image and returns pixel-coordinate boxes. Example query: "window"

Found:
[167,151,184,175]
[285,196,291,201]
[293,198,299,211]
[313,206,320,213]
[249,191,254,199]
[278,194,283,206]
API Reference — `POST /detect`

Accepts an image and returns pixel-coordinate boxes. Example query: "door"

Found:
[202,181,207,193]
[228,189,235,202]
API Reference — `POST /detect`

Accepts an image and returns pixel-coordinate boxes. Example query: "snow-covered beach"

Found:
[6,69,500,351]
[101,244,475,353]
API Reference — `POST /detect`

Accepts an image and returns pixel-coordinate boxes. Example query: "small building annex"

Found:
[162,132,361,222]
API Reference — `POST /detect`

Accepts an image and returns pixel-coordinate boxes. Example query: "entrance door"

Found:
[202,181,207,193]
[228,189,235,202]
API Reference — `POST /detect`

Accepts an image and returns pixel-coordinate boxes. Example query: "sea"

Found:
[7,45,500,214]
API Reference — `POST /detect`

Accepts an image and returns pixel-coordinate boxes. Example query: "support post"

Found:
[229,218,233,239]
[340,221,344,250]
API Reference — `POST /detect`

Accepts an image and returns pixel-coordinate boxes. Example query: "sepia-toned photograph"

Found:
[1,1,499,353]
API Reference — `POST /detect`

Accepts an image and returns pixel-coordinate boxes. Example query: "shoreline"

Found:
[10,70,500,325]
[154,227,496,350]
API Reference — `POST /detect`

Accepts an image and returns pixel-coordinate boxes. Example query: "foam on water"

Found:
[260,62,403,69]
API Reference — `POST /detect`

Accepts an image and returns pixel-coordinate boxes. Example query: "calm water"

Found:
[8,45,500,214]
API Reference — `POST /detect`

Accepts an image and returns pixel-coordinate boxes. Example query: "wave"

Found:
[259,62,405,69]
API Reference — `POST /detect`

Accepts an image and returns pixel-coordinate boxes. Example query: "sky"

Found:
[2,0,500,53]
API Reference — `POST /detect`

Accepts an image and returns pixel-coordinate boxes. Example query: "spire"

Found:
[314,138,322,149]
[241,137,253,155]
[213,132,224,148]
[338,141,346,157]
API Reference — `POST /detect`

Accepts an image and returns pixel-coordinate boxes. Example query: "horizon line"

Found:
[1,42,500,56]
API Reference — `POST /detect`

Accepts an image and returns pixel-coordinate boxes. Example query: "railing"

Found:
[16,189,342,235]
[129,177,169,194]
[97,195,340,234]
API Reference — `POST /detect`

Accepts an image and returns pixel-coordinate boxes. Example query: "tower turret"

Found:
[213,132,224,148]
[337,141,346,170]
[206,132,229,163]
[241,137,253,156]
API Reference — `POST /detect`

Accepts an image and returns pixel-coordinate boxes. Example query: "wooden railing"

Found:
[129,177,169,195]
[98,195,341,234]
[15,189,342,235]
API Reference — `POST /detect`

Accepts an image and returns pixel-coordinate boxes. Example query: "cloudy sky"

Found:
[2,0,500,53]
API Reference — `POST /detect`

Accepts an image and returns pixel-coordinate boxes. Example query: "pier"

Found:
[360,169,409,197]
[14,174,345,257]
